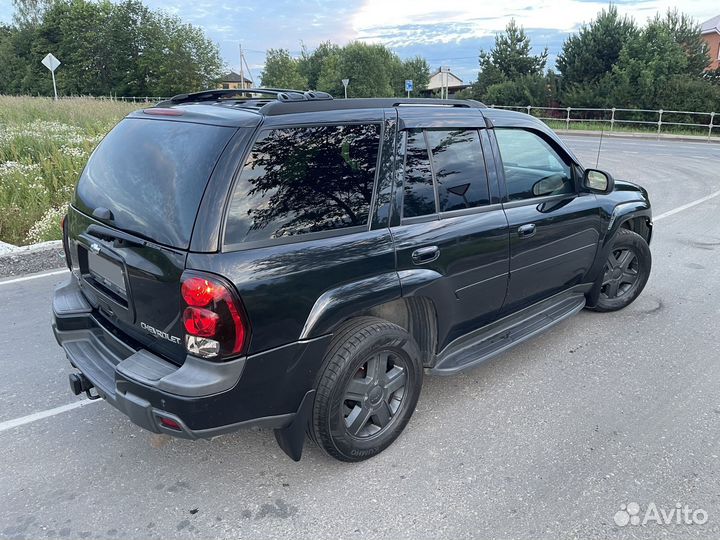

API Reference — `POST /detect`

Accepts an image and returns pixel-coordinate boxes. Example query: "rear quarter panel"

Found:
[186,230,398,354]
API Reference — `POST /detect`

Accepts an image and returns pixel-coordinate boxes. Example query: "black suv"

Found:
[52,89,652,462]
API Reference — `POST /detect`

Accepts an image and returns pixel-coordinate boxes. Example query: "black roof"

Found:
[154,88,486,120]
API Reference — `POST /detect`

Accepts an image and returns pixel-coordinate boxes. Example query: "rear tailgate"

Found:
[67,117,238,364]
[67,207,189,363]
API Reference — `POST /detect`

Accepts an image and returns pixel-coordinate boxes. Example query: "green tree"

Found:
[260,48,308,90]
[484,75,550,106]
[556,5,636,86]
[298,41,340,90]
[475,19,548,96]
[0,25,28,94]
[311,42,397,97]
[149,12,224,96]
[3,0,222,97]
[610,24,689,109]
[316,49,343,95]
[648,9,709,75]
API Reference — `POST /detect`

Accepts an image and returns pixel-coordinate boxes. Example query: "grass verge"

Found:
[0,96,143,245]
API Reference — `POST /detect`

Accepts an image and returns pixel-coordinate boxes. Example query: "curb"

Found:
[0,240,67,279]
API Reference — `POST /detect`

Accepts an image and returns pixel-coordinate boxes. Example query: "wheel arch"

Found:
[606,202,652,247]
[585,208,652,308]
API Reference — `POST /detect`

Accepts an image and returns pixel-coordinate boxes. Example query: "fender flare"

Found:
[299,268,445,340]
[299,271,402,339]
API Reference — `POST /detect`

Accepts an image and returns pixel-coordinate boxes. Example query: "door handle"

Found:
[411,245,440,265]
[517,223,536,238]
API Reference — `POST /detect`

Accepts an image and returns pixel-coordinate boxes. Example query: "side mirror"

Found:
[583,168,614,194]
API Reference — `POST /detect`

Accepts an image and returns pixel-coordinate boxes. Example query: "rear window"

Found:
[74,118,236,249]
[224,124,380,246]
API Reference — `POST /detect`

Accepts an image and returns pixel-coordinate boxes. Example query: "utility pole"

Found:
[239,43,245,89]
[242,51,255,87]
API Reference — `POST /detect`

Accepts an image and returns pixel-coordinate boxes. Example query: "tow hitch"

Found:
[68,372,101,400]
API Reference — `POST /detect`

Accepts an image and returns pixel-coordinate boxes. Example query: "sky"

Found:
[1,0,718,85]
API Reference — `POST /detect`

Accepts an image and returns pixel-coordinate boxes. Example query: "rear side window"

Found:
[75,118,235,249]
[402,130,436,218]
[401,128,490,219]
[426,129,490,212]
[225,124,380,245]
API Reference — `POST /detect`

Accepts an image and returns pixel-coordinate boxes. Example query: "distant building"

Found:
[423,68,471,98]
[701,15,720,71]
[217,71,253,90]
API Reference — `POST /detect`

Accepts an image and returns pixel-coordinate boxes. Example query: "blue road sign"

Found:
[405,80,413,92]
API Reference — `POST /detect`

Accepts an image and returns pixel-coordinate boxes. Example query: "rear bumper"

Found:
[52,277,330,439]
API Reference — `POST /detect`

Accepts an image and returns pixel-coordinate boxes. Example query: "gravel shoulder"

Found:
[0,240,66,279]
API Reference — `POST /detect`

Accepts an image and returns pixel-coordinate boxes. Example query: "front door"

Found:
[492,127,602,312]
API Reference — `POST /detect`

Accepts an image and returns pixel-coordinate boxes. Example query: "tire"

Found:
[589,228,651,312]
[309,317,423,462]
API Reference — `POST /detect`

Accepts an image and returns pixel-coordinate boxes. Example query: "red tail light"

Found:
[183,307,219,337]
[180,273,249,360]
[181,277,217,307]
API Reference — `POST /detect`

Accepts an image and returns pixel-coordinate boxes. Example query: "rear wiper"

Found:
[86,224,151,248]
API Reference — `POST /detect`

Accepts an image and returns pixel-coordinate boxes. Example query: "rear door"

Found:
[491,127,601,312]
[67,117,240,364]
[391,108,510,350]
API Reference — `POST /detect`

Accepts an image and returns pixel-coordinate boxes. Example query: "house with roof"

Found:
[421,68,471,98]
[217,71,253,90]
[701,15,720,70]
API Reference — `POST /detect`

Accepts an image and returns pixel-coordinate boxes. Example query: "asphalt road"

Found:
[1,135,720,540]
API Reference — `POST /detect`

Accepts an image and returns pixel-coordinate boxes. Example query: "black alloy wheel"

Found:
[590,228,651,312]
[600,247,641,300]
[342,351,409,438]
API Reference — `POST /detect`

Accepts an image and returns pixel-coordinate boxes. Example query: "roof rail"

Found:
[258,97,486,116]
[157,88,333,107]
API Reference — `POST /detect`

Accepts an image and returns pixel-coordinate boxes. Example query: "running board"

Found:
[430,293,586,375]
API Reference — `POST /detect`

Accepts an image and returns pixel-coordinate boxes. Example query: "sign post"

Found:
[440,66,451,100]
[405,79,413,98]
[41,53,61,101]
[341,78,349,99]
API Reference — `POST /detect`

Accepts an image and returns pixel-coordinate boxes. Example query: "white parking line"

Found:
[0,399,101,433]
[0,268,67,286]
[654,189,720,222]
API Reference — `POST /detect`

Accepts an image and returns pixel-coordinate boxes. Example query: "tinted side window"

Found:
[224,124,380,245]
[426,129,490,212]
[402,130,436,218]
[494,128,574,201]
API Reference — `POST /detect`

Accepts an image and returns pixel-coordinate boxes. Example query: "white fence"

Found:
[490,105,717,140]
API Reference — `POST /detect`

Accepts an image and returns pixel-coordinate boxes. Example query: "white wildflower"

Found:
[25,202,69,244]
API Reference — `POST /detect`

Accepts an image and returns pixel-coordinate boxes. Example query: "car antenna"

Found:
[595,123,604,168]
